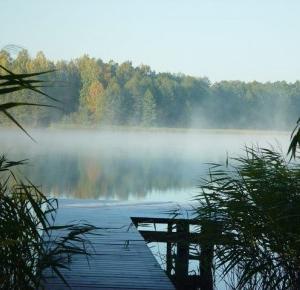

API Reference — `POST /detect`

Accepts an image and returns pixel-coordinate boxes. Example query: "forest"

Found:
[1,49,299,130]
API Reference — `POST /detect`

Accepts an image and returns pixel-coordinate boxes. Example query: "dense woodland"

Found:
[1,49,300,130]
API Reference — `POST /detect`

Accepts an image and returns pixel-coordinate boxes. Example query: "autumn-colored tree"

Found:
[86,80,105,121]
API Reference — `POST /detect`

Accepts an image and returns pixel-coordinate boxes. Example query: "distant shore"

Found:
[0,124,290,136]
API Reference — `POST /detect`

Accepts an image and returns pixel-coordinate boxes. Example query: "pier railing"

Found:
[131,217,219,290]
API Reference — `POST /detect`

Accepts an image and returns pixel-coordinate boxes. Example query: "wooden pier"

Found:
[44,200,177,290]
[43,200,216,290]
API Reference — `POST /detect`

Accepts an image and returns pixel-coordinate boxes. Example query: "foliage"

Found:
[0,64,96,289]
[195,147,300,289]
[142,89,156,126]
[0,63,59,139]
[288,118,300,158]
[0,157,96,289]
[3,49,300,130]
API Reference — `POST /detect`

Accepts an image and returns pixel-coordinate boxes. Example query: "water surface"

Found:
[0,129,289,203]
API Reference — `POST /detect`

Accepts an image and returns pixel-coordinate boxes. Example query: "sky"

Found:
[1,0,300,83]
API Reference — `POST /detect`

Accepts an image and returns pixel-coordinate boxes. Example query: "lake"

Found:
[0,128,291,289]
[0,128,290,203]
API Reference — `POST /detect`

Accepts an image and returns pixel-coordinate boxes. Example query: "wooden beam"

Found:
[131,216,202,226]
[139,230,203,243]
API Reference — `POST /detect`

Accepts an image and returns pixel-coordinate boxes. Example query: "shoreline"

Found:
[0,125,290,136]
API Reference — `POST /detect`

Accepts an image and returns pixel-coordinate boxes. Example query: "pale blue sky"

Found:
[2,0,300,82]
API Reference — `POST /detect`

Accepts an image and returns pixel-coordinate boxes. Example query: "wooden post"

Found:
[166,222,173,275]
[200,223,214,290]
[175,221,189,289]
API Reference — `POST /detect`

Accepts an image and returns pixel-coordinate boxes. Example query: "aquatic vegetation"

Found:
[195,146,300,289]
[289,118,300,159]
[0,66,96,289]
[0,157,96,289]
[0,64,59,139]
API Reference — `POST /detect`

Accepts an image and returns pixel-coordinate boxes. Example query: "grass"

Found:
[195,146,300,289]
[0,65,61,141]
[0,65,97,289]
[0,157,97,289]
[288,118,300,158]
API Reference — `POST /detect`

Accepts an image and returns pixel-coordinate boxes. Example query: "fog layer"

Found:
[0,129,289,202]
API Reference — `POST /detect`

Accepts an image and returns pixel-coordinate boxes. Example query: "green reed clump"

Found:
[195,147,300,290]
[0,157,96,289]
[0,65,97,289]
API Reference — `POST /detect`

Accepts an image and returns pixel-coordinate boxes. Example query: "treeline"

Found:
[1,49,300,130]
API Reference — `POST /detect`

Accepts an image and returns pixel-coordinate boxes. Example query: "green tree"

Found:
[142,89,156,126]
[103,80,122,124]
[1,49,300,130]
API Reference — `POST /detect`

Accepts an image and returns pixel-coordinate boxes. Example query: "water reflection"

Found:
[23,151,202,200]
[0,129,289,202]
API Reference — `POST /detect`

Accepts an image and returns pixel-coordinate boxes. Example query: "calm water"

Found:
[0,129,289,203]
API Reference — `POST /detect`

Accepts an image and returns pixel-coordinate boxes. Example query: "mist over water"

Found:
[0,129,289,203]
